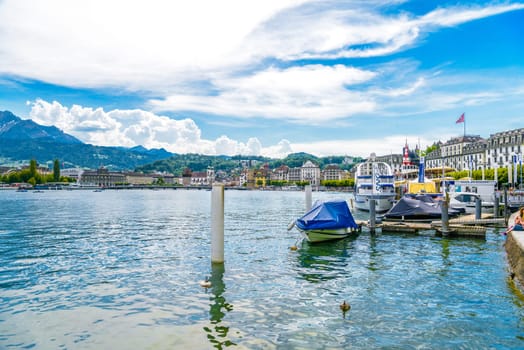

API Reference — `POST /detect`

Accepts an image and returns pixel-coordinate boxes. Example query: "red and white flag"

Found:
[456,113,465,124]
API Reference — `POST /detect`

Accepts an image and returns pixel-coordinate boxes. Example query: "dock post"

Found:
[493,193,499,218]
[504,186,509,224]
[441,198,450,235]
[211,184,225,264]
[475,197,482,220]
[305,185,312,211]
[369,199,376,234]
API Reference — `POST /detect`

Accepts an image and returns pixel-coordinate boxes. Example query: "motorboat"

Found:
[290,199,360,243]
[354,158,396,212]
[448,192,494,214]
[383,195,462,222]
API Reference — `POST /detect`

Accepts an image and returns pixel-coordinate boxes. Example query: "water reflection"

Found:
[204,263,236,349]
[295,236,357,283]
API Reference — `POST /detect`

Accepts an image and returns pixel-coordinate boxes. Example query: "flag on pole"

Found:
[456,113,465,124]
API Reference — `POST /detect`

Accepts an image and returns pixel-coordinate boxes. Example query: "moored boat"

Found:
[383,195,462,222]
[354,156,396,213]
[291,199,360,243]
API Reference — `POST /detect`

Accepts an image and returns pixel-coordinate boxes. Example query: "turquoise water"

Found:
[1,189,523,349]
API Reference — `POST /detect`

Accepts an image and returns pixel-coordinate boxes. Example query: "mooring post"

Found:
[369,199,376,234]
[503,186,509,225]
[305,185,312,211]
[475,197,482,220]
[493,193,499,218]
[211,183,225,264]
[441,197,450,235]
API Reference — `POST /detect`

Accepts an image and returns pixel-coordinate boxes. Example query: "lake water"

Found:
[1,189,523,349]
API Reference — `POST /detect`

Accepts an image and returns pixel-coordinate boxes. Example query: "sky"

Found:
[0,0,523,159]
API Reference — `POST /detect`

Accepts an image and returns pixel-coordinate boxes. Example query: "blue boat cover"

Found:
[296,199,358,230]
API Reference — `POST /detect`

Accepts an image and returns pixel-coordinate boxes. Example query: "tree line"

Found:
[0,159,73,185]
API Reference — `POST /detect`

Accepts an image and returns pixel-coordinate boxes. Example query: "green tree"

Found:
[53,159,60,182]
[29,159,37,179]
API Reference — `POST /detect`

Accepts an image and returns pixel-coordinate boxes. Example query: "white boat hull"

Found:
[297,227,356,243]
[354,194,395,212]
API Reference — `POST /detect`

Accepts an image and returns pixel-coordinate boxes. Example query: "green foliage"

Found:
[53,159,60,182]
[447,164,523,188]
[136,152,362,176]
[268,180,288,187]
[0,140,170,171]
[321,179,355,187]
[29,159,37,178]
[421,143,440,157]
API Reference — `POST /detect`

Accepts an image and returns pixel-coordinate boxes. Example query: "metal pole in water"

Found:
[211,184,224,264]
[369,199,376,233]
[475,196,481,220]
[305,185,312,212]
[441,197,450,236]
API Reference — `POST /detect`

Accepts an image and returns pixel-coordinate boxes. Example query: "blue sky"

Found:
[0,0,523,158]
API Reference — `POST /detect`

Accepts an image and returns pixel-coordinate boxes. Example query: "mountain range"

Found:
[0,110,173,170]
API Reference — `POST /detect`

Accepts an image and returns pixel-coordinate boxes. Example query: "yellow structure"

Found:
[408,180,437,194]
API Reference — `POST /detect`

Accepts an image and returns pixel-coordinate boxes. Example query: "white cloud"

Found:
[0,0,308,89]
[150,64,377,122]
[27,99,293,157]
[290,135,436,159]
[1,0,521,96]
[2,1,524,160]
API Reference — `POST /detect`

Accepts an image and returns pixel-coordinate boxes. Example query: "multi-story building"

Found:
[271,165,289,182]
[322,164,343,181]
[125,172,155,185]
[486,128,524,169]
[440,135,483,171]
[301,160,321,186]
[288,167,301,183]
[463,140,488,171]
[191,171,209,185]
[80,167,125,187]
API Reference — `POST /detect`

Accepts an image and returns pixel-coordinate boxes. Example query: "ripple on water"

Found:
[1,190,524,349]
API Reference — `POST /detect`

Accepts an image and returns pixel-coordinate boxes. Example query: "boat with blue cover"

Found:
[290,199,360,242]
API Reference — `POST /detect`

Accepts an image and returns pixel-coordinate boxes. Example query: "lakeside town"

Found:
[1,126,523,190]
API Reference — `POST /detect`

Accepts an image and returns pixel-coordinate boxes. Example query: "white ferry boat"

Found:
[354,157,396,212]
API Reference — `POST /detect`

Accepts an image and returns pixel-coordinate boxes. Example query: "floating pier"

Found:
[357,213,504,238]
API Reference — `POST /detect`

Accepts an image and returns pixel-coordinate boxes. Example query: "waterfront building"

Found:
[322,164,343,181]
[271,165,289,182]
[126,172,155,185]
[61,168,83,181]
[191,171,210,185]
[288,167,301,184]
[486,128,524,169]
[440,135,483,171]
[80,167,125,187]
[463,140,488,171]
[301,160,321,186]
[253,166,269,187]
[239,171,247,187]
[182,168,192,186]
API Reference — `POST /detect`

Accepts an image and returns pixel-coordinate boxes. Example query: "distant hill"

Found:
[0,110,362,173]
[0,110,81,144]
[0,110,173,170]
[136,152,363,176]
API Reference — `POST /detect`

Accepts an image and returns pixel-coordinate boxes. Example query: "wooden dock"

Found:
[356,213,506,238]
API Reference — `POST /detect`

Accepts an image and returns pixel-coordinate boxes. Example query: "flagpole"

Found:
[463,114,466,138]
